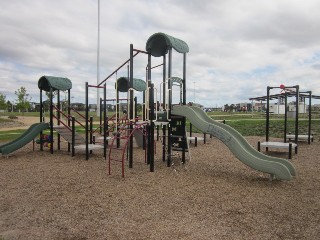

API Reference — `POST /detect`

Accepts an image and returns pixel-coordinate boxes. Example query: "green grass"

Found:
[1,111,319,143]
[1,111,40,117]
[225,119,320,137]
[186,116,320,138]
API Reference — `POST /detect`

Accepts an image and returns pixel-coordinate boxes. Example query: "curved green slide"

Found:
[0,122,49,155]
[172,105,296,180]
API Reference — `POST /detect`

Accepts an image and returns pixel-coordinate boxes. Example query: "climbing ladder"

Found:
[108,122,147,177]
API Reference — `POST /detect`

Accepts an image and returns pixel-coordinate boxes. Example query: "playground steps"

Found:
[53,125,85,145]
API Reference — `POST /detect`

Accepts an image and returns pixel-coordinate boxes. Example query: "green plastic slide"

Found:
[172,105,296,180]
[0,122,49,155]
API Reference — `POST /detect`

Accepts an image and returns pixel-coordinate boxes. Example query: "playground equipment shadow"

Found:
[0,136,319,239]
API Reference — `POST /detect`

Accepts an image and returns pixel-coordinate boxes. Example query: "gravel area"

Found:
[0,116,39,131]
[0,132,319,240]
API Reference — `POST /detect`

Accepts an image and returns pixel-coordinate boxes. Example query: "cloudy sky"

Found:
[1,0,320,107]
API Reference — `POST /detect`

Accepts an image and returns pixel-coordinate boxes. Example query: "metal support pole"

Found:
[167,48,172,167]
[181,53,187,164]
[57,90,61,150]
[266,86,270,152]
[284,93,288,143]
[90,116,93,154]
[72,116,75,157]
[308,91,312,144]
[50,88,53,154]
[100,98,103,134]
[162,55,166,162]
[266,87,270,142]
[183,53,187,105]
[149,84,155,172]
[67,89,71,152]
[295,85,299,153]
[85,82,89,160]
[103,83,107,159]
[129,44,134,168]
[39,89,43,151]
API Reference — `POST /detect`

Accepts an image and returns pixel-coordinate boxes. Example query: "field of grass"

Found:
[1,111,319,143]
[225,119,320,137]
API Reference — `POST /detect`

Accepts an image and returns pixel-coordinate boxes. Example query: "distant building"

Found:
[89,104,97,112]
[236,103,252,112]
[252,102,266,112]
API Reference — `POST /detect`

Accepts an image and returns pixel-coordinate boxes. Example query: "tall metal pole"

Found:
[167,48,172,167]
[182,53,187,164]
[284,92,288,143]
[85,82,89,160]
[308,91,312,144]
[162,55,166,162]
[39,89,43,151]
[129,44,134,168]
[295,85,299,150]
[96,0,100,117]
[50,88,53,154]
[266,86,270,143]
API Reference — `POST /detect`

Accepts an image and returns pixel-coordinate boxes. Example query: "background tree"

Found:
[229,104,235,113]
[0,92,7,111]
[15,87,31,113]
[6,100,12,112]
[45,90,57,100]
[224,104,229,112]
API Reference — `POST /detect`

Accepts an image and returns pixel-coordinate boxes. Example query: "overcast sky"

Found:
[1,0,320,107]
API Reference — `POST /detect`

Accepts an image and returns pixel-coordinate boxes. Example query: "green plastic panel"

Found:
[170,77,183,86]
[116,77,146,92]
[146,32,189,57]
[38,76,72,92]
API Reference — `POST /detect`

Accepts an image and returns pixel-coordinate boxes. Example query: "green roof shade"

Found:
[116,77,147,92]
[38,76,72,92]
[170,77,183,86]
[145,32,189,57]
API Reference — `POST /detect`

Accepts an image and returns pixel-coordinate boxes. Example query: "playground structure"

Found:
[0,32,298,181]
[250,85,320,157]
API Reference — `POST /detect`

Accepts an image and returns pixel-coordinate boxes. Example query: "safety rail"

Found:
[53,105,86,130]
[68,106,87,121]
[52,114,71,131]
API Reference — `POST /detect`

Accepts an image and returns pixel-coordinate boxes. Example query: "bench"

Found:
[286,134,313,143]
[258,141,297,159]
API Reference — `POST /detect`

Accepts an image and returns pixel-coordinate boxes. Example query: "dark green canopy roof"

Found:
[38,76,72,92]
[146,32,189,57]
[116,77,146,92]
[170,77,183,86]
